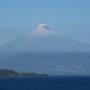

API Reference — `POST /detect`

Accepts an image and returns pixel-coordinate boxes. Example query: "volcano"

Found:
[0,24,90,53]
[0,24,90,75]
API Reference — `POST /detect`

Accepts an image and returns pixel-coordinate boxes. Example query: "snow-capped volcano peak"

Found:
[34,24,48,33]
[30,24,58,37]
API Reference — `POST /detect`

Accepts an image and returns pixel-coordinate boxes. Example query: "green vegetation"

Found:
[0,69,48,77]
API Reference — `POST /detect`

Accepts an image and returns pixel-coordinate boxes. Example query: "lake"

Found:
[0,76,90,90]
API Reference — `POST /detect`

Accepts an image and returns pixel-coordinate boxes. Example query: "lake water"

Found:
[0,76,90,90]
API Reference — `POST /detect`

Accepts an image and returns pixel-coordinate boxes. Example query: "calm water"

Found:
[0,76,90,90]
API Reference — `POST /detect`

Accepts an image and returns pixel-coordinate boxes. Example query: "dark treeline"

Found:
[0,69,48,77]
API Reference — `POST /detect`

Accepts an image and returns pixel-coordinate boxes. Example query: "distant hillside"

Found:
[0,69,48,77]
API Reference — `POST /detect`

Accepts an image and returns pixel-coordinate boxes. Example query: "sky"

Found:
[0,0,90,45]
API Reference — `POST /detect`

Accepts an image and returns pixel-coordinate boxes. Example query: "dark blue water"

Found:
[0,76,90,90]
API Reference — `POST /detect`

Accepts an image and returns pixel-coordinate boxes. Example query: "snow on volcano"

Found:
[30,24,58,37]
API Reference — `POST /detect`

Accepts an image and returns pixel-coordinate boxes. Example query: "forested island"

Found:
[0,69,48,77]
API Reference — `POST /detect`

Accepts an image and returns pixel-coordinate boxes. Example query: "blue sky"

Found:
[0,0,90,45]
